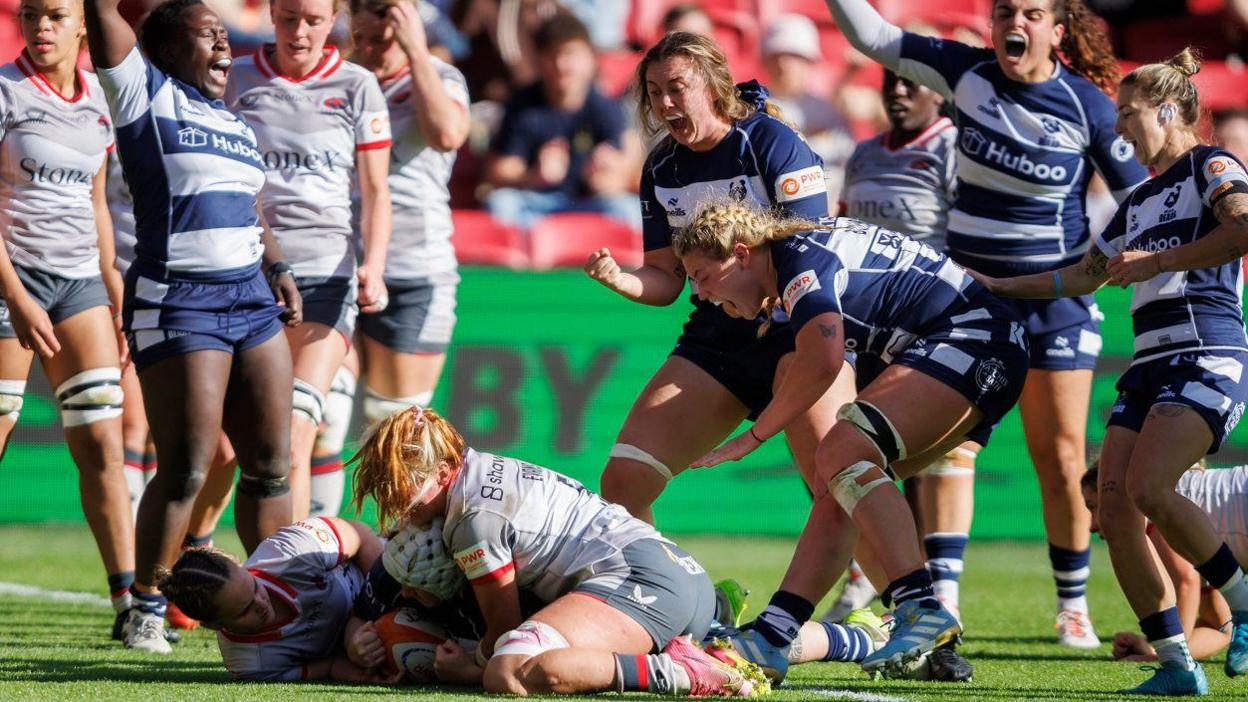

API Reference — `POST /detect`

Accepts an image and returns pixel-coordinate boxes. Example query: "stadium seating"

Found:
[450,210,530,268]
[876,0,990,25]
[528,213,645,270]
[598,50,643,98]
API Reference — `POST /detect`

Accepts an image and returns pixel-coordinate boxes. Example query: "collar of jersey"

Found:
[16,49,88,104]
[256,44,343,84]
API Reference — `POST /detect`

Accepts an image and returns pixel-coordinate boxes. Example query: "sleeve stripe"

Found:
[317,516,346,565]
[468,561,515,585]
[356,139,392,151]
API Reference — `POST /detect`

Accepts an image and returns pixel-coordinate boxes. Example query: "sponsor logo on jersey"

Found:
[774,165,825,203]
[960,127,1068,182]
[1227,401,1245,435]
[1046,335,1075,358]
[1135,235,1183,253]
[1206,157,1243,177]
[178,126,207,148]
[261,149,345,171]
[626,585,657,608]
[1112,136,1135,162]
[19,158,93,186]
[323,96,348,109]
[728,177,748,201]
[665,197,686,217]
[1041,117,1061,134]
[974,357,1008,394]
[782,269,822,313]
[453,542,494,579]
[370,116,387,135]
[1163,186,1182,208]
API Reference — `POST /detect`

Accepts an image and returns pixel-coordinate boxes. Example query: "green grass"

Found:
[0,525,1242,700]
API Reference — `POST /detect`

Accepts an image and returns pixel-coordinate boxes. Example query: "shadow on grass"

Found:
[783,680,1136,700]
[0,656,230,684]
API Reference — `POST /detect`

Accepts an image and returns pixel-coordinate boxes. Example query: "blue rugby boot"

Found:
[861,600,961,675]
[724,628,790,684]
[1120,663,1209,696]
[1226,610,1248,677]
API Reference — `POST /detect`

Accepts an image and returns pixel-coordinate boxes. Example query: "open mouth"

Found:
[209,57,232,82]
[1003,32,1027,59]
[665,114,690,133]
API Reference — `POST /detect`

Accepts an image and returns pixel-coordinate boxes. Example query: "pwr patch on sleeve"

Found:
[453,541,511,582]
[774,165,827,203]
[783,269,822,313]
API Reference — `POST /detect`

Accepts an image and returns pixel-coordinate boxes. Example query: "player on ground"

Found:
[1082,461,1239,663]
[158,517,391,682]
[825,0,1151,647]
[0,0,134,639]
[226,0,392,520]
[350,407,767,697]
[674,202,1029,678]
[584,31,859,648]
[974,49,1248,695]
[85,0,304,653]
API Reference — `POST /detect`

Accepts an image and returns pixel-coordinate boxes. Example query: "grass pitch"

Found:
[0,524,1242,701]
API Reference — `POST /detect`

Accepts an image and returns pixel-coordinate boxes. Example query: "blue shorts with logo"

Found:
[1108,350,1248,454]
[123,262,284,373]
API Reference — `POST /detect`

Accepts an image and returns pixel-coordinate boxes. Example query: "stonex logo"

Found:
[960,127,1068,182]
[782,269,822,313]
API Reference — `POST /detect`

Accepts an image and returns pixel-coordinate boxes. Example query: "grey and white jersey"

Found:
[218,518,365,681]
[840,117,956,248]
[226,46,392,278]
[1176,467,1248,547]
[0,54,112,278]
[443,449,665,603]
[105,150,136,275]
[364,58,467,281]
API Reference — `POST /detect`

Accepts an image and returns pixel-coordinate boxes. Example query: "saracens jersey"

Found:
[218,518,365,681]
[840,117,956,248]
[1094,146,1248,364]
[771,218,985,362]
[0,52,113,278]
[443,449,664,603]
[105,150,136,275]
[227,46,391,279]
[361,57,468,282]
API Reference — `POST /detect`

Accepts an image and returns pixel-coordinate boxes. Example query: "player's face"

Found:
[1114,85,1166,168]
[645,56,728,150]
[272,0,337,68]
[538,38,596,99]
[404,463,453,525]
[170,5,231,100]
[349,8,396,69]
[18,0,85,68]
[883,70,943,133]
[990,0,1063,82]
[1081,483,1099,534]
[211,567,278,634]
[682,247,767,319]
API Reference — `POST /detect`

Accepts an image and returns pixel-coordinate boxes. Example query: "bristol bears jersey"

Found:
[1094,146,1248,364]
[895,34,1148,272]
[772,218,982,362]
[0,53,112,278]
[217,518,365,681]
[105,150,136,275]
[362,58,467,281]
[98,47,266,279]
[443,449,664,603]
[1176,466,1248,543]
[840,118,956,247]
[227,47,391,279]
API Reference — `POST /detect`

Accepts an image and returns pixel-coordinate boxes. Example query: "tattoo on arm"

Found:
[1083,247,1109,279]
[818,323,838,339]
[1101,479,1119,494]
[1214,193,1248,254]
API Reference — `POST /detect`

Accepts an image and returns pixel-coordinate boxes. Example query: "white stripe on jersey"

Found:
[1176,467,1248,546]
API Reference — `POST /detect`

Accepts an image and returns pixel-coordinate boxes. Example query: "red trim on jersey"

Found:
[17,50,88,103]
[250,568,298,599]
[106,143,115,153]
[468,561,515,585]
[316,516,347,565]
[219,570,300,642]
[635,655,649,689]
[380,65,411,87]
[884,116,953,152]
[256,45,342,84]
[309,456,343,475]
[356,139,391,152]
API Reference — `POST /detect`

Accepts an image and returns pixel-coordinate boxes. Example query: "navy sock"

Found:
[107,571,135,598]
[1049,543,1091,610]
[752,591,814,647]
[882,568,938,609]
[183,533,213,549]
[1195,543,1240,589]
[129,585,167,618]
[820,621,872,662]
[1139,607,1193,669]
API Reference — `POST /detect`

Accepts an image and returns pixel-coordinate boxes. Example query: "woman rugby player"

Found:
[976,49,1248,695]
[85,0,303,653]
[825,0,1151,646]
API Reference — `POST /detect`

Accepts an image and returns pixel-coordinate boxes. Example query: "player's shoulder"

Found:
[336,56,376,83]
[429,55,467,84]
[740,109,804,144]
[1057,68,1116,117]
[643,135,680,172]
[0,61,28,90]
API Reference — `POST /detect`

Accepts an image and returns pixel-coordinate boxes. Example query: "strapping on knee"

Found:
[925,451,976,477]
[0,379,25,422]
[493,620,570,659]
[610,443,672,481]
[292,379,326,426]
[837,400,907,464]
[363,387,431,423]
[830,460,895,516]
[237,473,290,498]
[56,368,123,427]
[316,369,358,454]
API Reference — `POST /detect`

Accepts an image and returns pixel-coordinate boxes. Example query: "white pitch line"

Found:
[813,689,914,702]
[0,581,111,608]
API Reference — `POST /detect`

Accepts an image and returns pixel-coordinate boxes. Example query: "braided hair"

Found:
[155,547,237,624]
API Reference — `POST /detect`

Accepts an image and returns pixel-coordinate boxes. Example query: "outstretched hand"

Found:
[690,430,763,468]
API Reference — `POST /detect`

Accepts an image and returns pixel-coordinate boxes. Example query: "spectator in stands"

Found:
[484,12,641,229]
[760,13,855,200]
[1215,109,1248,162]
[661,3,713,37]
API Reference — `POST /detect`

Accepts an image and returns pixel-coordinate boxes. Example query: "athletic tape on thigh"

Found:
[610,443,673,481]
[925,454,975,477]
[493,620,570,659]
[0,379,25,419]
[836,400,907,464]
[55,367,123,427]
[363,388,430,423]
[292,378,326,426]
[830,460,894,516]
[237,472,290,498]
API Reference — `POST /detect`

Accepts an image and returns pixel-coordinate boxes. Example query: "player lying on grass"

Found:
[349,406,769,697]
[157,517,391,682]
[1083,461,1245,662]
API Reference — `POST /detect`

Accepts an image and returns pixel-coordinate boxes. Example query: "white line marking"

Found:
[0,581,111,607]
[813,690,914,702]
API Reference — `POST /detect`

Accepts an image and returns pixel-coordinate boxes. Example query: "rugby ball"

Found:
[375,608,449,683]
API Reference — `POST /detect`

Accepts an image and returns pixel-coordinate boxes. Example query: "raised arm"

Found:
[84,0,138,70]
[823,0,903,70]
[387,2,470,152]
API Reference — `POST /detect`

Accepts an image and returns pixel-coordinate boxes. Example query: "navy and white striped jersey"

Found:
[1094,146,1248,364]
[771,218,983,361]
[97,47,266,279]
[895,35,1148,272]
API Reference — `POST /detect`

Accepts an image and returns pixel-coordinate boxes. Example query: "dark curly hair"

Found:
[138,0,206,75]
[1051,0,1120,94]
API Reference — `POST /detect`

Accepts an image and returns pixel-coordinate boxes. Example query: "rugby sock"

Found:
[309,456,345,518]
[614,653,690,694]
[128,586,166,618]
[882,568,939,609]
[925,532,968,607]
[1194,543,1248,611]
[752,591,815,647]
[108,571,134,613]
[1049,543,1091,613]
[183,533,213,549]
[123,450,146,516]
[817,621,872,662]
[1140,607,1195,670]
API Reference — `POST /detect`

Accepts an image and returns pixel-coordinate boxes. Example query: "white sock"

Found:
[933,579,960,608]
[1152,634,1196,671]
[309,468,345,518]
[1217,569,1248,612]
[1058,595,1089,614]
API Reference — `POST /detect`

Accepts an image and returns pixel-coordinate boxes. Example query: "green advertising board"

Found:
[1,269,1243,537]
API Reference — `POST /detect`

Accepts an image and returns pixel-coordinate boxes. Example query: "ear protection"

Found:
[1158,102,1178,126]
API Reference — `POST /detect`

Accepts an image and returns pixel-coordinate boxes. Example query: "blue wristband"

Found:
[1052,271,1063,298]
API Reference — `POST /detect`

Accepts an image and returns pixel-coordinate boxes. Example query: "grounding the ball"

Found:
[381,516,466,601]
[374,608,448,682]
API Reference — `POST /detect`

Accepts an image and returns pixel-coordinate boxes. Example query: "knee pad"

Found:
[837,400,907,464]
[829,460,895,516]
[316,368,357,453]
[0,379,25,422]
[610,443,672,482]
[363,388,429,423]
[493,620,570,659]
[237,472,290,498]
[292,378,326,427]
[56,368,123,427]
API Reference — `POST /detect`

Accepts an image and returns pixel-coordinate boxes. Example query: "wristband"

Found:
[1052,271,1063,298]
[266,261,294,285]
[749,426,766,443]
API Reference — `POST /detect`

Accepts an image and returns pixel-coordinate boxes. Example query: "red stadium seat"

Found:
[756,0,834,26]
[528,214,643,270]
[876,0,990,22]
[708,7,763,81]
[1122,15,1232,63]
[598,50,643,99]
[1193,60,1248,112]
[451,210,529,268]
